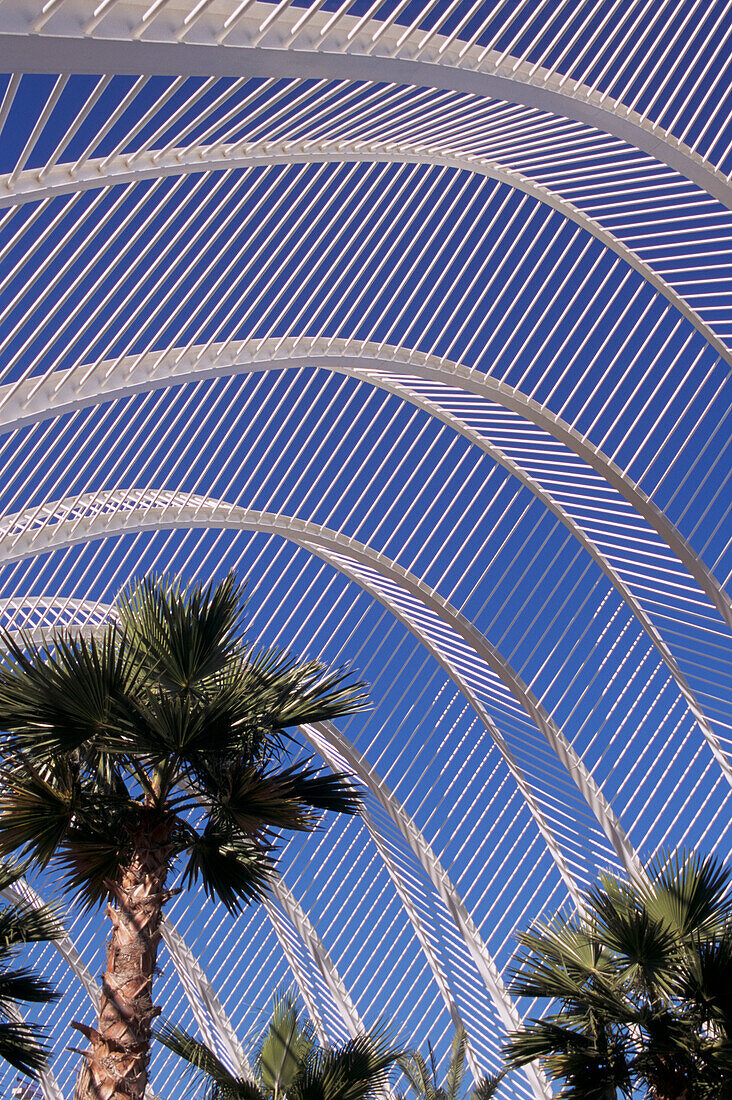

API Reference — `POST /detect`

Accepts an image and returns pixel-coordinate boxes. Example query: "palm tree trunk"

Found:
[73,818,173,1100]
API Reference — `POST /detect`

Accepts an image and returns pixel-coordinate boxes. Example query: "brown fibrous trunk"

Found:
[73,816,174,1100]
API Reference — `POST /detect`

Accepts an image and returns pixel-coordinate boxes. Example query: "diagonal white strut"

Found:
[1,3,730,210]
[2,344,728,790]
[0,490,643,889]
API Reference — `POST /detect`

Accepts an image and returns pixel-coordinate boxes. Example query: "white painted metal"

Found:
[0,490,641,885]
[0,3,729,210]
[0,12,729,1096]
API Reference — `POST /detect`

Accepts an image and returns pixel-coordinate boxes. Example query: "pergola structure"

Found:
[0,3,730,1098]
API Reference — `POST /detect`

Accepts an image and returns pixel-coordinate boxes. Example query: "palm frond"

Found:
[257,993,308,1097]
[290,1028,402,1100]
[678,928,732,1028]
[444,1029,467,1100]
[118,573,247,693]
[156,1022,262,1100]
[0,897,63,949]
[0,1020,53,1077]
[206,760,360,838]
[0,759,79,868]
[238,648,370,733]
[469,1074,505,1100]
[641,850,732,938]
[108,685,252,764]
[54,830,130,911]
[587,886,679,997]
[397,1052,433,1100]
[0,966,59,1006]
[0,625,138,758]
[180,828,275,913]
[0,859,30,893]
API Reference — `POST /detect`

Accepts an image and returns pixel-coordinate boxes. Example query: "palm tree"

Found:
[0,574,368,1100]
[0,860,61,1077]
[397,1027,504,1100]
[157,989,402,1100]
[503,849,732,1099]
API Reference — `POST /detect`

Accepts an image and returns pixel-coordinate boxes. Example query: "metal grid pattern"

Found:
[0,4,730,1099]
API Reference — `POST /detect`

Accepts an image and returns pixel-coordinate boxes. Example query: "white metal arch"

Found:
[0,10,729,1099]
[0,488,641,887]
[2,343,728,792]
[4,342,726,636]
[1,148,728,371]
[307,718,553,1091]
[0,593,549,1096]
[1,2,730,211]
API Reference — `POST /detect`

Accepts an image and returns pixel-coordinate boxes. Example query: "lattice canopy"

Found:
[0,3,731,1099]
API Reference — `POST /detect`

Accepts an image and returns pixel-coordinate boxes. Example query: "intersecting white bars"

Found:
[0,10,730,1098]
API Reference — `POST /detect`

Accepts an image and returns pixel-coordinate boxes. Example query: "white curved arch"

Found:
[1,147,728,371]
[260,896,331,1049]
[306,721,548,1093]
[3,343,728,789]
[349,805,483,1081]
[2,4,730,210]
[158,920,251,1077]
[0,602,550,1095]
[0,488,642,891]
[0,595,110,633]
[4,341,727,638]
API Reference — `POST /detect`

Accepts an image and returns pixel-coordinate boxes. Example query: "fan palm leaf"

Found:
[287,1029,402,1100]
[0,571,367,1100]
[397,1052,434,1100]
[159,997,400,1100]
[504,848,732,1098]
[256,993,315,1098]
[0,863,62,1077]
[444,1029,467,1100]
[156,1022,264,1100]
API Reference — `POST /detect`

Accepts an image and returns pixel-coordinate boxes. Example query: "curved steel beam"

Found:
[349,804,484,1081]
[1,6,730,210]
[159,920,251,1077]
[2,600,550,1094]
[266,878,366,1040]
[0,489,641,892]
[0,595,110,632]
[4,341,728,640]
[261,895,331,1049]
[305,722,550,1096]
[3,343,728,788]
[1,148,728,371]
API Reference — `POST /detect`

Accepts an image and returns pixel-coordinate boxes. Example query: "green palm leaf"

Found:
[180,827,275,912]
[118,573,248,692]
[444,1028,467,1100]
[0,967,58,1007]
[156,1021,263,1100]
[205,759,360,837]
[257,993,314,1097]
[0,626,139,758]
[469,1074,504,1100]
[289,1028,402,1100]
[640,849,732,938]
[237,648,369,733]
[0,1020,54,1077]
[0,758,80,868]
